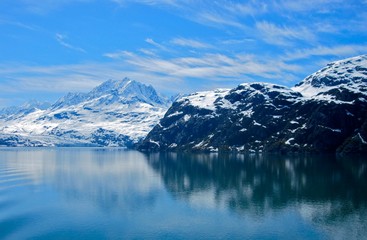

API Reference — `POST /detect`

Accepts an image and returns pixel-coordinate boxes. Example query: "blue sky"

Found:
[0,0,367,107]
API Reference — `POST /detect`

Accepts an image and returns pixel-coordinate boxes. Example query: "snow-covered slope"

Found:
[0,78,170,147]
[139,55,367,154]
[292,55,367,102]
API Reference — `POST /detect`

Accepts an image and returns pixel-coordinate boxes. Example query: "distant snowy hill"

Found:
[0,78,171,147]
[0,100,51,119]
[139,55,367,154]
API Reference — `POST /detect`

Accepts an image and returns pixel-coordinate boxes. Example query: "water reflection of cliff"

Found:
[146,153,367,217]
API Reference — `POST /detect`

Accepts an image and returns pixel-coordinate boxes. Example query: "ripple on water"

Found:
[0,165,35,188]
[0,164,40,239]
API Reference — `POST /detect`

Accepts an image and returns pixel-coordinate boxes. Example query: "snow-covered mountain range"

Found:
[139,55,367,154]
[0,78,171,147]
[2,55,366,153]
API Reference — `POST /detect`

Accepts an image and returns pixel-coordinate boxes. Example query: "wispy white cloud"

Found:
[221,38,255,45]
[256,21,316,46]
[55,33,86,53]
[0,18,40,31]
[274,0,347,13]
[0,42,307,105]
[0,63,101,93]
[103,50,131,59]
[171,38,213,49]
[223,1,268,16]
[194,11,247,30]
[139,48,157,56]
[111,49,302,82]
[113,1,249,30]
[110,0,364,49]
[101,41,367,88]
[19,0,95,14]
[145,38,169,51]
[0,61,184,96]
[284,45,367,61]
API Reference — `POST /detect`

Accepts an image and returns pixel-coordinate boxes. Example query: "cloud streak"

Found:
[284,45,367,61]
[256,21,316,46]
[171,38,213,49]
[55,33,86,53]
[105,49,302,82]
[0,61,184,96]
[0,18,40,31]
[145,38,169,51]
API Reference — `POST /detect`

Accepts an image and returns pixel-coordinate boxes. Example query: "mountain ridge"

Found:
[138,55,367,154]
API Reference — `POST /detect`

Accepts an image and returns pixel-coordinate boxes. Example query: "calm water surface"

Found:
[0,148,366,239]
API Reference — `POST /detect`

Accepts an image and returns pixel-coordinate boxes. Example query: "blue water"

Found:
[0,148,366,239]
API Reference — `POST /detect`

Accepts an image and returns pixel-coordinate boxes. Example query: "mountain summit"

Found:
[87,78,169,106]
[293,55,367,101]
[0,78,170,147]
[51,78,169,110]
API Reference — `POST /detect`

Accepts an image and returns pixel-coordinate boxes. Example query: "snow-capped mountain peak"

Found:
[292,54,367,101]
[0,78,171,147]
[86,78,168,107]
[89,78,132,96]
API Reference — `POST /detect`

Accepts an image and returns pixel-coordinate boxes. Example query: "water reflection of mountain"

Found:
[1,149,366,239]
[1,149,163,213]
[146,153,367,217]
